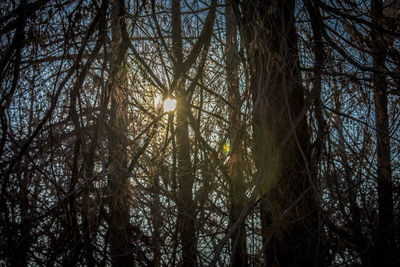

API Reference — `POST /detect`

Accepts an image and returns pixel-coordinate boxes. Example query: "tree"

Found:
[235,0,321,265]
[105,0,132,265]
[370,0,396,264]
[225,1,248,265]
[1,0,399,266]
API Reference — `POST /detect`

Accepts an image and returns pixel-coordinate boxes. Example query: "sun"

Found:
[163,98,177,112]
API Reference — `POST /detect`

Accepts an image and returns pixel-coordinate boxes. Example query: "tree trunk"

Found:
[237,0,320,265]
[151,167,162,267]
[176,93,197,266]
[106,0,132,266]
[225,1,248,266]
[370,0,395,264]
[10,168,32,267]
[171,0,197,265]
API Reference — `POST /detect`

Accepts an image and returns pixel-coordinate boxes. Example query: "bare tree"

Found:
[1,0,399,266]
[235,0,321,265]
[225,1,249,265]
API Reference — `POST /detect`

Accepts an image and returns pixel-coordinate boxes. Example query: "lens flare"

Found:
[223,143,231,154]
[163,98,177,112]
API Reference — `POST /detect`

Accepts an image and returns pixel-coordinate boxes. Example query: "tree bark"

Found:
[175,91,197,266]
[106,0,132,266]
[171,0,196,265]
[370,0,396,264]
[225,1,248,266]
[236,0,320,265]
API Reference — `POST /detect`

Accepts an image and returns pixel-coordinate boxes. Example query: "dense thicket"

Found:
[1,0,399,266]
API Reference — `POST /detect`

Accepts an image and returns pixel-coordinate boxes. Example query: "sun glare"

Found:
[163,98,176,112]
